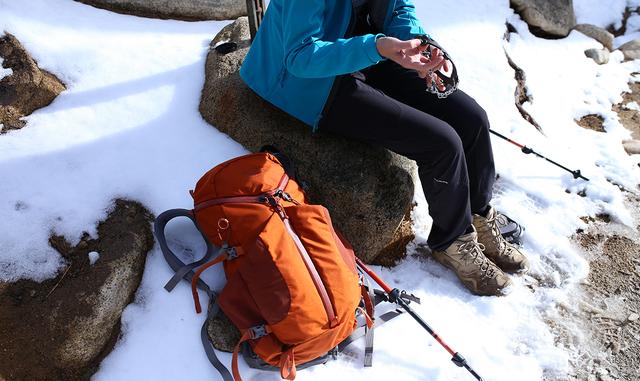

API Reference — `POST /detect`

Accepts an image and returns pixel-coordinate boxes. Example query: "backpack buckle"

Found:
[224,245,238,260]
[249,325,268,339]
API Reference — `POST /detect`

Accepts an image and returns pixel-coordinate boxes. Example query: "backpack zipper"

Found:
[270,195,339,328]
[193,173,291,211]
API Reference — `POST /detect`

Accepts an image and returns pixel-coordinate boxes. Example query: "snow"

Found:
[0,0,240,282]
[574,0,627,29]
[625,101,640,110]
[0,57,12,80]
[574,0,640,49]
[88,251,100,265]
[1,1,640,381]
[627,13,640,33]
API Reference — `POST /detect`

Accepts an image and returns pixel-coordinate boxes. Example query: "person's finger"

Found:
[396,38,422,52]
[433,59,446,72]
[432,47,447,65]
[443,59,450,73]
[424,56,445,71]
[408,61,429,71]
[406,39,428,56]
[437,75,446,91]
[400,55,429,71]
[419,54,431,64]
[429,47,440,59]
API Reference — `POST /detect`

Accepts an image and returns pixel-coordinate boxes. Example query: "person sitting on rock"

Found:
[239,0,529,296]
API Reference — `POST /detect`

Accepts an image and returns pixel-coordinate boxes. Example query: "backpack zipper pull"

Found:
[266,195,287,219]
[274,189,300,205]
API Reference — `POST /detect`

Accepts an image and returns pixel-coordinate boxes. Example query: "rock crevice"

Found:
[504,24,543,133]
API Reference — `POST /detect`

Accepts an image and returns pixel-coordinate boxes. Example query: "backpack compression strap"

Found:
[232,325,272,381]
[154,209,234,381]
[191,250,229,314]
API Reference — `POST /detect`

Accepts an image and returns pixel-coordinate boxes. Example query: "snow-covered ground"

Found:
[1,0,640,380]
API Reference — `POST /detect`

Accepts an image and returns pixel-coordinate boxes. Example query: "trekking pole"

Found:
[355,257,484,381]
[489,129,590,181]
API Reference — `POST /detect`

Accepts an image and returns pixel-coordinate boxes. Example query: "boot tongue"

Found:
[460,230,478,243]
[486,206,497,219]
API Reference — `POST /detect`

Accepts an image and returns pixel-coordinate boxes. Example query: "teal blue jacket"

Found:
[239,0,426,130]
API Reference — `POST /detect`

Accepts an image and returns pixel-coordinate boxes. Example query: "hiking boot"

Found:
[432,229,512,296]
[473,206,530,273]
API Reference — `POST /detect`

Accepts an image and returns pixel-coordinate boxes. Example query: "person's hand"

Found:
[421,45,450,92]
[376,37,449,91]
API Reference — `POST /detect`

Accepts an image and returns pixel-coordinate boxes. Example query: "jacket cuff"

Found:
[364,33,387,63]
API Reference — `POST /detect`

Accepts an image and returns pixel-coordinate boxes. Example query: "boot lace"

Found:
[457,240,497,278]
[486,213,514,258]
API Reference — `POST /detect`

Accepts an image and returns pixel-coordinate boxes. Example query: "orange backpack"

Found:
[155,150,386,380]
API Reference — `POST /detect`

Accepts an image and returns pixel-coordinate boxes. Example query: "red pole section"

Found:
[355,257,484,380]
[355,257,392,293]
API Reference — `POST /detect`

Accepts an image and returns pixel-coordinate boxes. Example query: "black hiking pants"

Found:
[319,60,496,251]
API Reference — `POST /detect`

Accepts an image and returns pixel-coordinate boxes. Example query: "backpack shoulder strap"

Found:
[154,209,233,381]
[201,298,234,381]
[154,209,217,292]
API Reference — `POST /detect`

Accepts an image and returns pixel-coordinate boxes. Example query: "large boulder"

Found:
[510,0,577,38]
[75,0,246,21]
[199,17,418,265]
[0,33,65,133]
[617,39,640,61]
[0,200,154,381]
[574,24,614,50]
